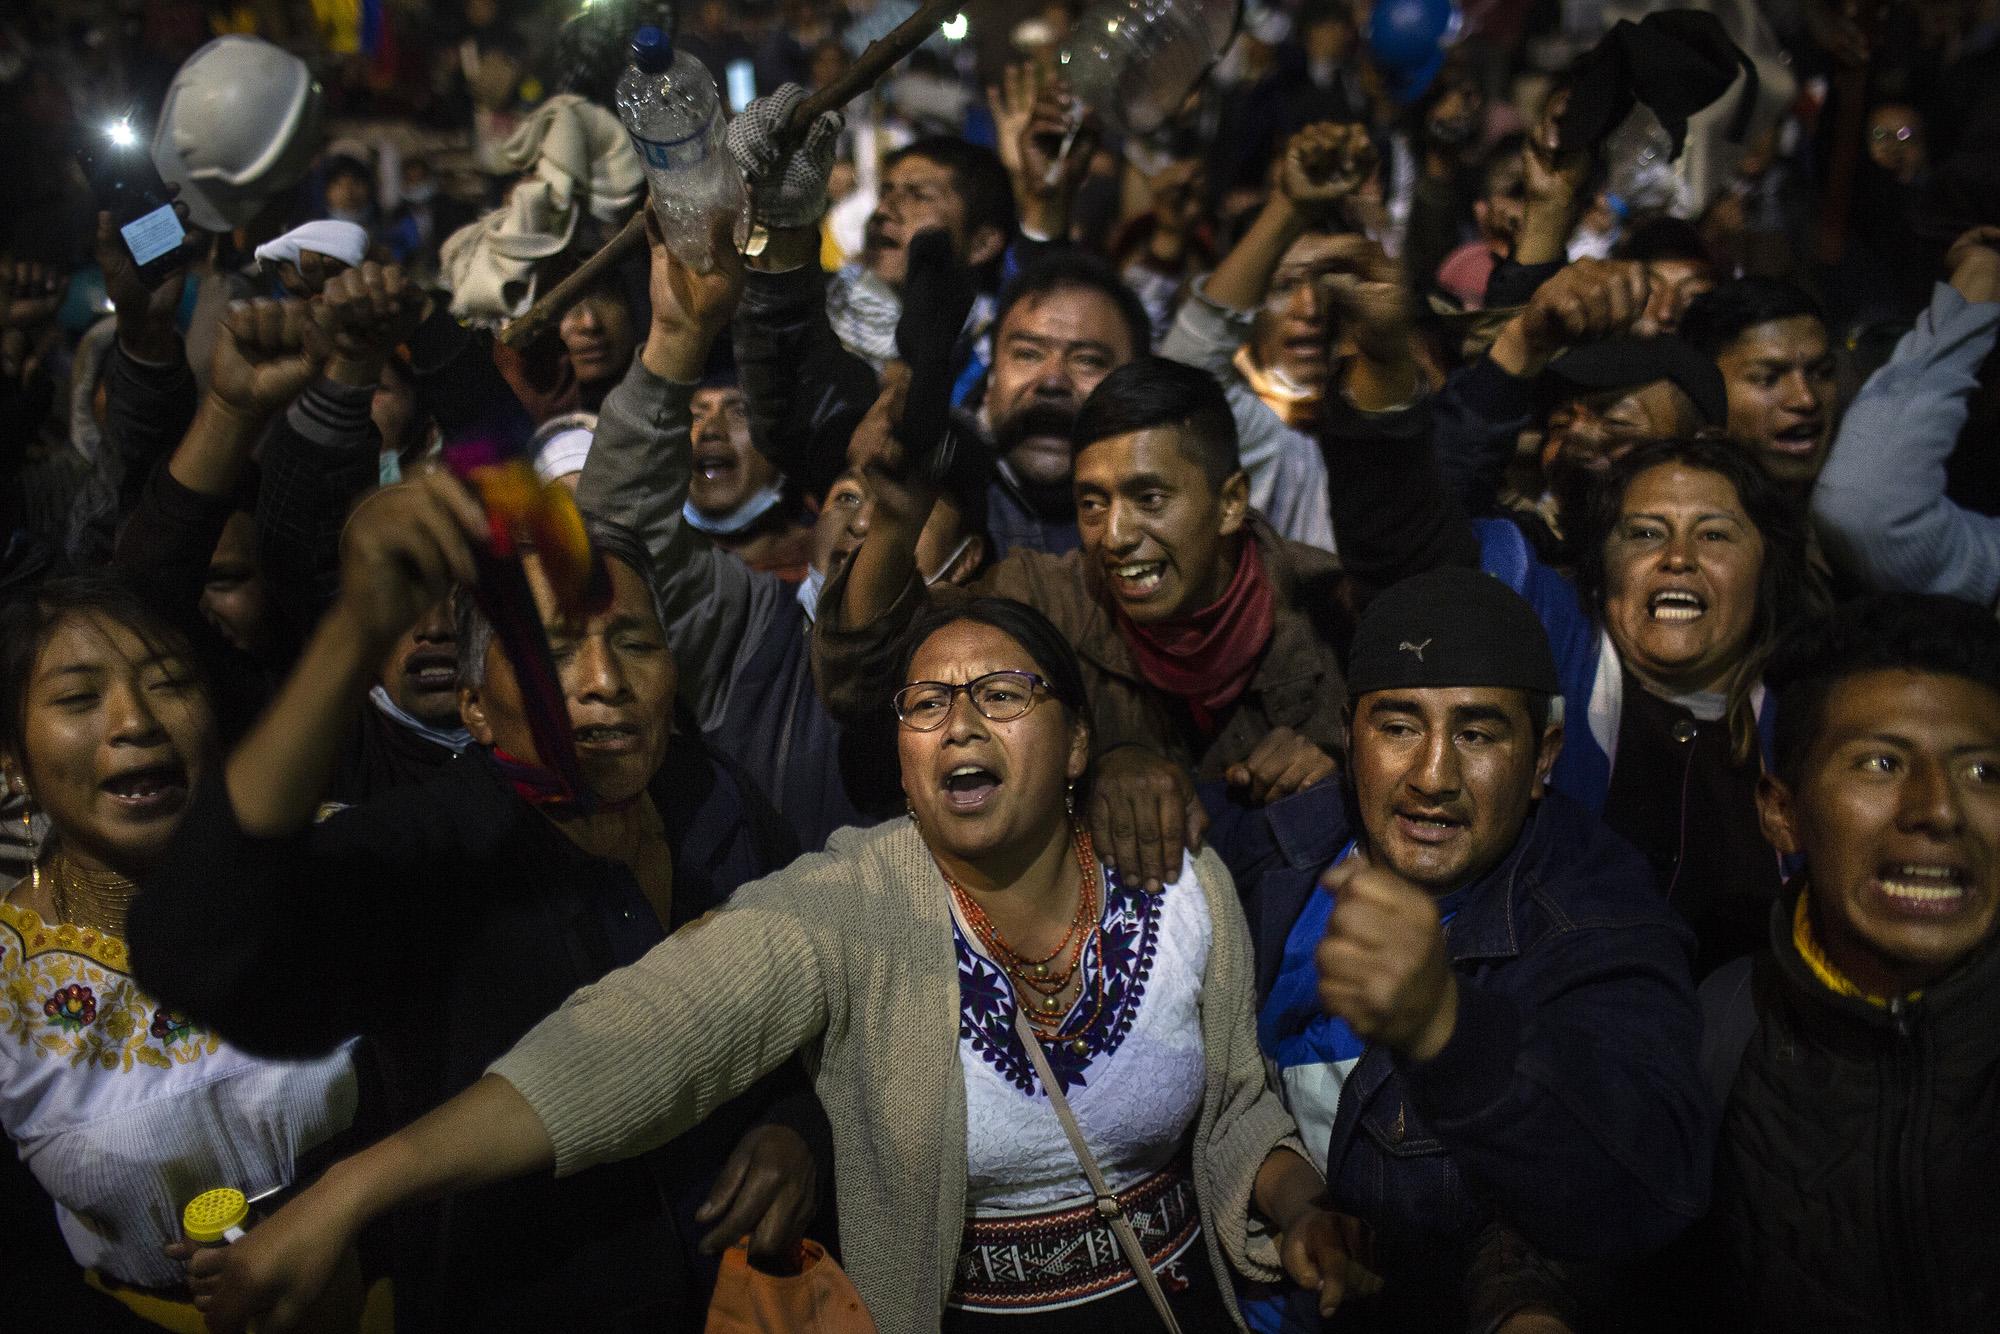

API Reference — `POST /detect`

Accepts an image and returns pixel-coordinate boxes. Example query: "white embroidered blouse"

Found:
[956,853,1211,1213]
[0,900,357,1287]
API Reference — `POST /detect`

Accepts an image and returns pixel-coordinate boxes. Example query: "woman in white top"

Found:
[186,596,1367,1332]
[1,573,358,1330]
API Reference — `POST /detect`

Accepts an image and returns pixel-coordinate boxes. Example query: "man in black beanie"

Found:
[1211,567,1709,1331]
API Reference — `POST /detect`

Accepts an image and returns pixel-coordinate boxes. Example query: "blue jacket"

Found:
[1478,518,1777,813]
[1207,782,1711,1329]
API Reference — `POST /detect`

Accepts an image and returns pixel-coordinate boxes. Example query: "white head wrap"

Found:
[253,219,369,270]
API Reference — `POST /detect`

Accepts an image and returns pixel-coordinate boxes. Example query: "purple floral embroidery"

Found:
[149,1008,194,1044]
[43,984,98,1030]
[955,865,1161,1094]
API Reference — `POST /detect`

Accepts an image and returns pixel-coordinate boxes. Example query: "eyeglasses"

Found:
[1871,125,1916,143]
[893,670,1054,731]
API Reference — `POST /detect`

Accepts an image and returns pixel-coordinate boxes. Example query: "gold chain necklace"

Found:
[44,853,140,938]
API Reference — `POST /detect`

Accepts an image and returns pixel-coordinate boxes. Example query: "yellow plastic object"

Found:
[182,1186,249,1243]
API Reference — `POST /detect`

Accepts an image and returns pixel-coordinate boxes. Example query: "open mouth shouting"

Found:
[942,763,1002,813]
[1108,560,1168,601]
[693,445,740,486]
[403,648,458,695]
[1648,589,1707,624]
[1873,861,1971,917]
[101,760,191,819]
[1767,420,1826,457]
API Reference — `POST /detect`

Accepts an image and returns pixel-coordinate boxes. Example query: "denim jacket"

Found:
[1208,782,1712,1329]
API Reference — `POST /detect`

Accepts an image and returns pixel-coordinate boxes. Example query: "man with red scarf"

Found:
[817,354,1357,889]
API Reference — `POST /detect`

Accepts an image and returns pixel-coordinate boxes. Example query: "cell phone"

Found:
[76,126,189,288]
[726,60,756,116]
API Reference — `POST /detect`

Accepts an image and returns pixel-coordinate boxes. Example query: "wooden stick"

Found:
[499,0,962,349]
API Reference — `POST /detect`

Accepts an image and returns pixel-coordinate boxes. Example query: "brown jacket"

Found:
[813,514,1358,777]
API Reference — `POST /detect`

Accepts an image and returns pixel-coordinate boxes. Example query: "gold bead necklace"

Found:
[43,853,140,938]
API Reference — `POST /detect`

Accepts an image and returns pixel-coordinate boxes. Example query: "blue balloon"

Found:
[1367,0,1461,105]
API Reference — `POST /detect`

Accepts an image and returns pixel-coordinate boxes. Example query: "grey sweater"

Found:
[1812,282,2000,605]
[491,819,1304,1332]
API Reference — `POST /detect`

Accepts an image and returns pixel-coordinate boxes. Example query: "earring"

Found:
[1064,782,1075,820]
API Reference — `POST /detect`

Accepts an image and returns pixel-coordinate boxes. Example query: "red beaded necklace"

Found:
[942,825,1109,1052]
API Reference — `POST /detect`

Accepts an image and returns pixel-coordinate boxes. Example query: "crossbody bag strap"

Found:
[1010,1003,1186,1334]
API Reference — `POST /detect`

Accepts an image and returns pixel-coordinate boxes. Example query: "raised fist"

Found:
[1513,259,1654,366]
[209,299,326,419]
[1316,852,1459,1061]
[1278,123,1377,218]
[311,262,428,367]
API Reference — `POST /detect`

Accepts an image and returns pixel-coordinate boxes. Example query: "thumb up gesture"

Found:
[1316,852,1459,1062]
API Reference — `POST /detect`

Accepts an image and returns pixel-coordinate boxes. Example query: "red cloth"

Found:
[1115,540,1275,732]
[490,746,638,817]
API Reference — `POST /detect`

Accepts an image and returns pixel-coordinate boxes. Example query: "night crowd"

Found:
[2,0,1998,1331]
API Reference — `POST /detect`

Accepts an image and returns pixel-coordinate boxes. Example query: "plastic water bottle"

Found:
[1604,106,1685,216]
[614,24,746,273]
[1059,0,1238,137]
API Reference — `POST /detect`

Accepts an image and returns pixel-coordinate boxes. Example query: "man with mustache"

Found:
[1209,567,1707,1330]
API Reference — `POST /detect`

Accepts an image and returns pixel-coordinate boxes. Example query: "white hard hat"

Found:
[151,36,325,232]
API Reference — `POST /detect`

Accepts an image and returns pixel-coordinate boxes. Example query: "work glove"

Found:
[726,83,845,229]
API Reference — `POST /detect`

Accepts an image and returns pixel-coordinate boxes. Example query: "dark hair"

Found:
[1072,357,1241,489]
[899,597,1090,724]
[0,572,206,766]
[1616,216,1715,267]
[994,252,1152,361]
[1769,594,2000,788]
[886,136,1017,258]
[1571,437,1829,762]
[1679,278,1825,358]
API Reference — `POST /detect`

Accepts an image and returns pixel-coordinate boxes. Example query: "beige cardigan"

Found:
[491,818,1303,1332]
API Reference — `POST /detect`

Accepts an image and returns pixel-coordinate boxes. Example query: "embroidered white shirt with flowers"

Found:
[0,900,356,1287]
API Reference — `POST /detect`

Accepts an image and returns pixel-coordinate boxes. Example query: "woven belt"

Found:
[949,1162,1202,1313]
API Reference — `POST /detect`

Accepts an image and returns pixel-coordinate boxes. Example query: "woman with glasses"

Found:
[187,597,1359,1334]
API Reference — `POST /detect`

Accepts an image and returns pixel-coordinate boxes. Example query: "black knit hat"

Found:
[1347,568,1559,699]
[1543,333,1729,428]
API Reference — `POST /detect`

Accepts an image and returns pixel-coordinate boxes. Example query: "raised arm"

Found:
[1445,258,1658,514]
[95,210,201,522]
[1485,90,1593,307]
[185,856,833,1333]
[256,263,427,635]
[726,84,874,500]
[226,471,487,839]
[576,213,789,729]
[1811,227,2000,602]
[988,62,1099,250]
[1317,236,1480,585]
[115,299,325,643]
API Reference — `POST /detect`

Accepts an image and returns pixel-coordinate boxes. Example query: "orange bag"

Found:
[703,1239,877,1334]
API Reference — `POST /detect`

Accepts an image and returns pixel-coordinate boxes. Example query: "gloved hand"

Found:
[726,83,845,229]
[892,228,976,479]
